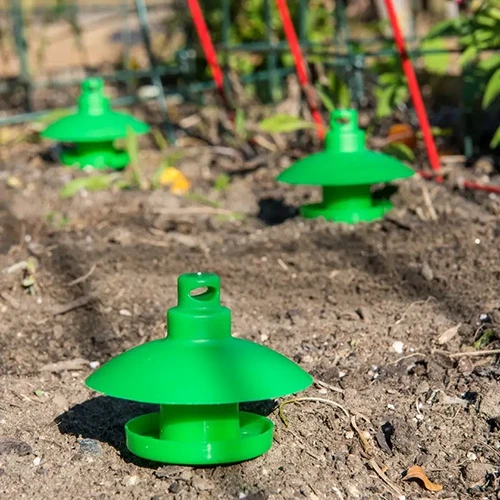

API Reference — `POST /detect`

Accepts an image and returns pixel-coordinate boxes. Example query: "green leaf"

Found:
[125,126,139,166]
[473,329,495,349]
[337,80,351,108]
[59,174,120,199]
[478,54,500,72]
[491,126,500,148]
[125,126,143,188]
[482,67,500,108]
[382,142,415,163]
[425,18,466,39]
[374,86,395,118]
[214,173,231,192]
[235,108,246,139]
[378,73,400,85]
[258,114,315,133]
[459,45,479,66]
[315,85,335,112]
[35,108,72,127]
[421,38,451,75]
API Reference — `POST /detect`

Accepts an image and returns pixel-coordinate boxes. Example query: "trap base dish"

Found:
[125,409,273,465]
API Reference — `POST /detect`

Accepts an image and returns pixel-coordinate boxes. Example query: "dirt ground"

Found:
[1,127,500,500]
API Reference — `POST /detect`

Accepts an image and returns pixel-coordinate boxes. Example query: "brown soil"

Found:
[1,135,500,500]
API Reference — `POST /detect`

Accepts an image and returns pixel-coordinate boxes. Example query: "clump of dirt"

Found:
[1,138,500,499]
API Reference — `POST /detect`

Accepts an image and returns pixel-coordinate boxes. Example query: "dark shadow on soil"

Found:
[45,242,117,359]
[56,396,160,468]
[372,185,398,203]
[57,396,277,468]
[257,198,298,226]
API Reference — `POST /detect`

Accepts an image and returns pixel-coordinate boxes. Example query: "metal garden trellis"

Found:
[2,0,499,195]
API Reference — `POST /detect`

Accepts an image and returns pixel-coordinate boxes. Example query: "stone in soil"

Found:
[0,438,32,456]
[77,438,102,456]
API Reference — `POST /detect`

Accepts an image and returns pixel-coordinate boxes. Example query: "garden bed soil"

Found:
[1,139,500,499]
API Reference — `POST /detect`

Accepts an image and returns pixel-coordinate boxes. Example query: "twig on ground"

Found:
[67,264,97,286]
[2,261,30,274]
[437,348,500,359]
[0,292,20,309]
[367,458,405,497]
[389,352,426,365]
[314,378,344,394]
[154,207,243,217]
[279,397,350,427]
[52,296,94,316]
[277,258,289,271]
[40,358,89,373]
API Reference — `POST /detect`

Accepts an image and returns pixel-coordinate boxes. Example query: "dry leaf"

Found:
[351,416,374,457]
[437,323,461,345]
[158,167,190,194]
[403,465,443,492]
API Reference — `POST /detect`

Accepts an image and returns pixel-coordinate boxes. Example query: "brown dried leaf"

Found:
[437,323,461,345]
[403,465,443,492]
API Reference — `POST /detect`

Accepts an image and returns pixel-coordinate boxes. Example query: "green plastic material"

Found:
[42,78,150,170]
[277,109,414,223]
[85,273,312,465]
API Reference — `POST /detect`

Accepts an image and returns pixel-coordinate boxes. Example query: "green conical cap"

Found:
[86,273,312,405]
[42,78,150,143]
[277,109,414,186]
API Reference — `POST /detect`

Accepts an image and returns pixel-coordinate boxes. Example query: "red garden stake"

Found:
[383,0,441,175]
[186,0,228,108]
[274,0,326,139]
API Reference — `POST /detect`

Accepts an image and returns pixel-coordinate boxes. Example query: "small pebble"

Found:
[421,262,434,281]
[33,457,41,466]
[78,438,102,456]
[89,361,100,369]
[356,306,373,322]
[119,309,132,317]
[392,341,404,354]
[191,475,215,491]
[169,481,182,494]
[124,475,138,487]
[0,437,32,456]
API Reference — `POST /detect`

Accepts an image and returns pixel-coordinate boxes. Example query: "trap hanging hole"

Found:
[190,286,217,302]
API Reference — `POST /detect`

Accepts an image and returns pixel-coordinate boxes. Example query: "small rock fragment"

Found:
[392,341,404,354]
[168,481,182,494]
[124,475,138,486]
[107,227,133,245]
[356,306,373,322]
[78,438,102,456]
[421,262,434,281]
[0,437,32,456]
[463,462,495,485]
[480,388,500,420]
[191,475,215,491]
